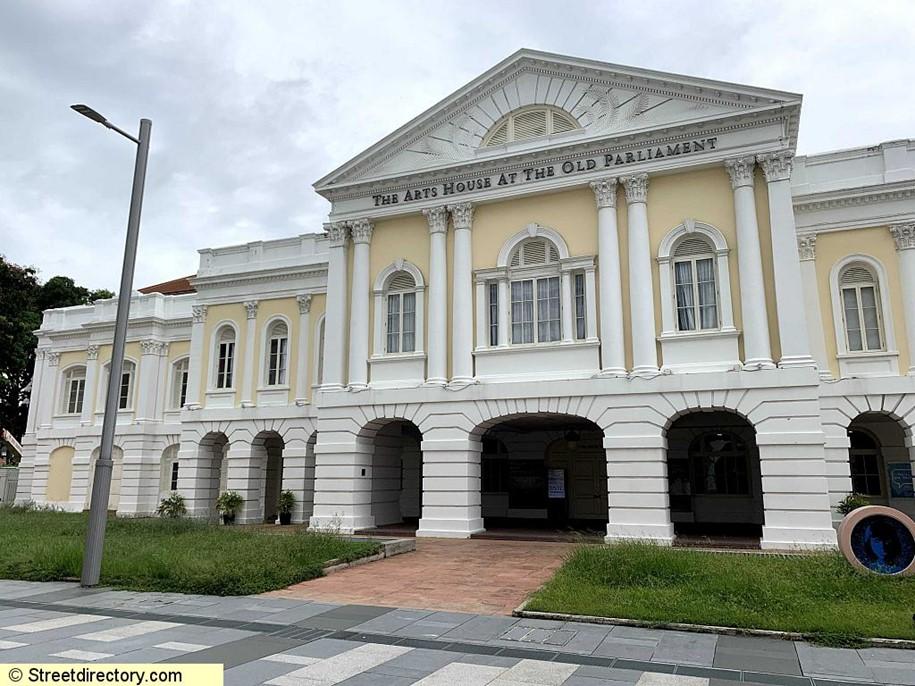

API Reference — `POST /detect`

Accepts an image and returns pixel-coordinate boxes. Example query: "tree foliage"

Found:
[0,255,114,440]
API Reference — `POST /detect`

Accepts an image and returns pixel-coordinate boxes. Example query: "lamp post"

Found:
[71,104,151,587]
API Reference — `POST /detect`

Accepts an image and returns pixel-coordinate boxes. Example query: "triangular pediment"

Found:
[315,50,801,192]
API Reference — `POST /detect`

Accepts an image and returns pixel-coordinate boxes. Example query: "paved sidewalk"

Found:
[0,580,912,685]
[269,538,576,614]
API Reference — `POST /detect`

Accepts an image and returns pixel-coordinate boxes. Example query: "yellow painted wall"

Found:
[368,215,430,356]
[814,227,909,376]
[199,303,246,405]
[46,446,74,502]
[753,173,782,362]
[58,351,87,370]
[167,340,190,363]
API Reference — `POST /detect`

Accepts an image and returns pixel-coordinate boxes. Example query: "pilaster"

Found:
[890,222,915,374]
[240,300,259,407]
[185,305,208,410]
[797,234,832,379]
[295,293,313,404]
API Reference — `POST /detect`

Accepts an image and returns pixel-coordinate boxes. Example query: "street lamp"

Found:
[71,104,151,587]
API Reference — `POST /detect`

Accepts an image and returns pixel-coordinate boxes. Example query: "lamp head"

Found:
[71,104,107,124]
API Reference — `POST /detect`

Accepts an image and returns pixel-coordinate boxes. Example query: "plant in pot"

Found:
[157,492,187,519]
[216,491,243,525]
[278,490,295,525]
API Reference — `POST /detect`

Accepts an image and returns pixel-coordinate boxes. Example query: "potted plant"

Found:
[278,490,295,525]
[157,492,187,519]
[216,491,243,525]
[836,492,871,517]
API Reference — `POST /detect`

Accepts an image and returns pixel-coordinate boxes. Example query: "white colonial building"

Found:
[16,50,915,549]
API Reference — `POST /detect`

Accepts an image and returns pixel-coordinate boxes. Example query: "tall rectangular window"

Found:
[536,276,560,343]
[268,336,288,385]
[385,292,416,354]
[170,461,179,491]
[402,292,416,352]
[67,377,85,415]
[574,273,586,340]
[842,285,882,352]
[675,257,718,331]
[118,371,131,409]
[386,293,401,353]
[217,341,234,389]
[173,360,189,408]
[488,282,499,346]
[511,280,534,343]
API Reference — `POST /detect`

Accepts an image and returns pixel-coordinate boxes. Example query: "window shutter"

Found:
[551,111,576,133]
[387,271,415,291]
[510,250,521,267]
[487,122,508,146]
[513,109,548,140]
[841,265,874,286]
[674,237,713,257]
[522,240,547,265]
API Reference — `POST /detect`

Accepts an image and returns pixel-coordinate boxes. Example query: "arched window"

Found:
[482,106,579,147]
[101,360,135,410]
[160,444,180,496]
[672,236,718,332]
[214,326,236,389]
[385,271,417,353]
[509,238,562,344]
[848,430,883,496]
[170,358,189,409]
[61,366,86,415]
[839,264,883,352]
[265,320,288,386]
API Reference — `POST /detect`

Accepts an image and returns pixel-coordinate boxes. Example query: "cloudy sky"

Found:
[1,1,913,292]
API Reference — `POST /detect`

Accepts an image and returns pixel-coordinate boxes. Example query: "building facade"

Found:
[16,50,915,549]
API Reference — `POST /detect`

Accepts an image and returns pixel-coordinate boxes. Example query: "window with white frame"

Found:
[482,106,579,147]
[62,367,86,415]
[215,326,236,389]
[159,445,180,496]
[574,272,586,340]
[488,282,499,346]
[839,264,884,352]
[672,237,719,332]
[508,238,562,344]
[265,320,288,385]
[384,271,417,354]
[101,360,135,410]
[171,358,189,409]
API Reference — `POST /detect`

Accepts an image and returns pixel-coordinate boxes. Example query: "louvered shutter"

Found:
[387,271,415,291]
[513,110,548,140]
[674,237,714,257]
[841,266,875,286]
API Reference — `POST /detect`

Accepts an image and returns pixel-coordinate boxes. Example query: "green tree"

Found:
[0,256,114,441]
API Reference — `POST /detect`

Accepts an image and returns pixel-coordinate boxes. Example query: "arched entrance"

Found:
[159,444,180,501]
[477,415,607,535]
[370,420,422,528]
[666,411,764,542]
[198,432,228,518]
[847,413,914,514]
[253,431,285,522]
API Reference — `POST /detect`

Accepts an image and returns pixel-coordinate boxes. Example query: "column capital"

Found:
[86,345,100,361]
[324,221,349,248]
[725,156,756,189]
[621,174,648,204]
[590,177,618,208]
[46,351,60,367]
[448,202,474,230]
[890,222,915,251]
[243,300,259,319]
[191,304,208,324]
[350,218,374,244]
[797,234,816,261]
[423,205,449,234]
[296,293,313,314]
[757,151,794,182]
[140,340,168,356]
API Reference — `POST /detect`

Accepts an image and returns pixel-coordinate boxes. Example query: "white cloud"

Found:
[0,0,912,290]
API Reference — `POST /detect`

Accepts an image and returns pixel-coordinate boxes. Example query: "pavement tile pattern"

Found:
[0,580,910,685]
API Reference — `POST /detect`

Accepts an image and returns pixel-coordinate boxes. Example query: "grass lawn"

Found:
[0,507,380,596]
[526,543,915,642]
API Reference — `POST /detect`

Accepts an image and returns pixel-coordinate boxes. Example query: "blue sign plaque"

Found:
[888,463,914,498]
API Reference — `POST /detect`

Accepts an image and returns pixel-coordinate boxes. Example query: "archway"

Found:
[355,419,423,531]
[666,411,763,542]
[198,432,228,517]
[847,413,913,515]
[86,446,123,512]
[253,431,285,522]
[159,445,180,501]
[477,414,607,535]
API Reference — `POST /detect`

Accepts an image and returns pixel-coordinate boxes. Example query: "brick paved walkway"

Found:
[267,538,576,614]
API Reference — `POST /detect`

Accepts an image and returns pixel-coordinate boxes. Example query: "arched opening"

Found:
[666,411,763,543]
[159,444,180,501]
[198,432,228,517]
[47,446,75,503]
[847,413,913,514]
[477,414,607,537]
[253,430,285,522]
[86,445,124,512]
[356,419,423,533]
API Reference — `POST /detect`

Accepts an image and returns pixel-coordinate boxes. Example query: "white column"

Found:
[798,235,832,379]
[294,294,312,404]
[424,206,448,385]
[240,301,258,406]
[449,202,475,383]
[560,270,574,343]
[154,346,169,418]
[890,223,915,374]
[25,350,46,433]
[758,151,816,368]
[225,439,261,524]
[417,428,485,538]
[185,305,207,409]
[725,157,774,369]
[347,218,373,389]
[621,174,658,376]
[322,222,349,390]
[590,178,626,375]
[80,346,99,426]
[137,340,165,422]
[38,351,59,429]
[497,279,509,346]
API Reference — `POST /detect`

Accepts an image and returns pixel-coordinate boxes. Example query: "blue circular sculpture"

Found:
[838,505,915,576]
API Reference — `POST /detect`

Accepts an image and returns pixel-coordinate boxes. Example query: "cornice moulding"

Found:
[792,182,915,213]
